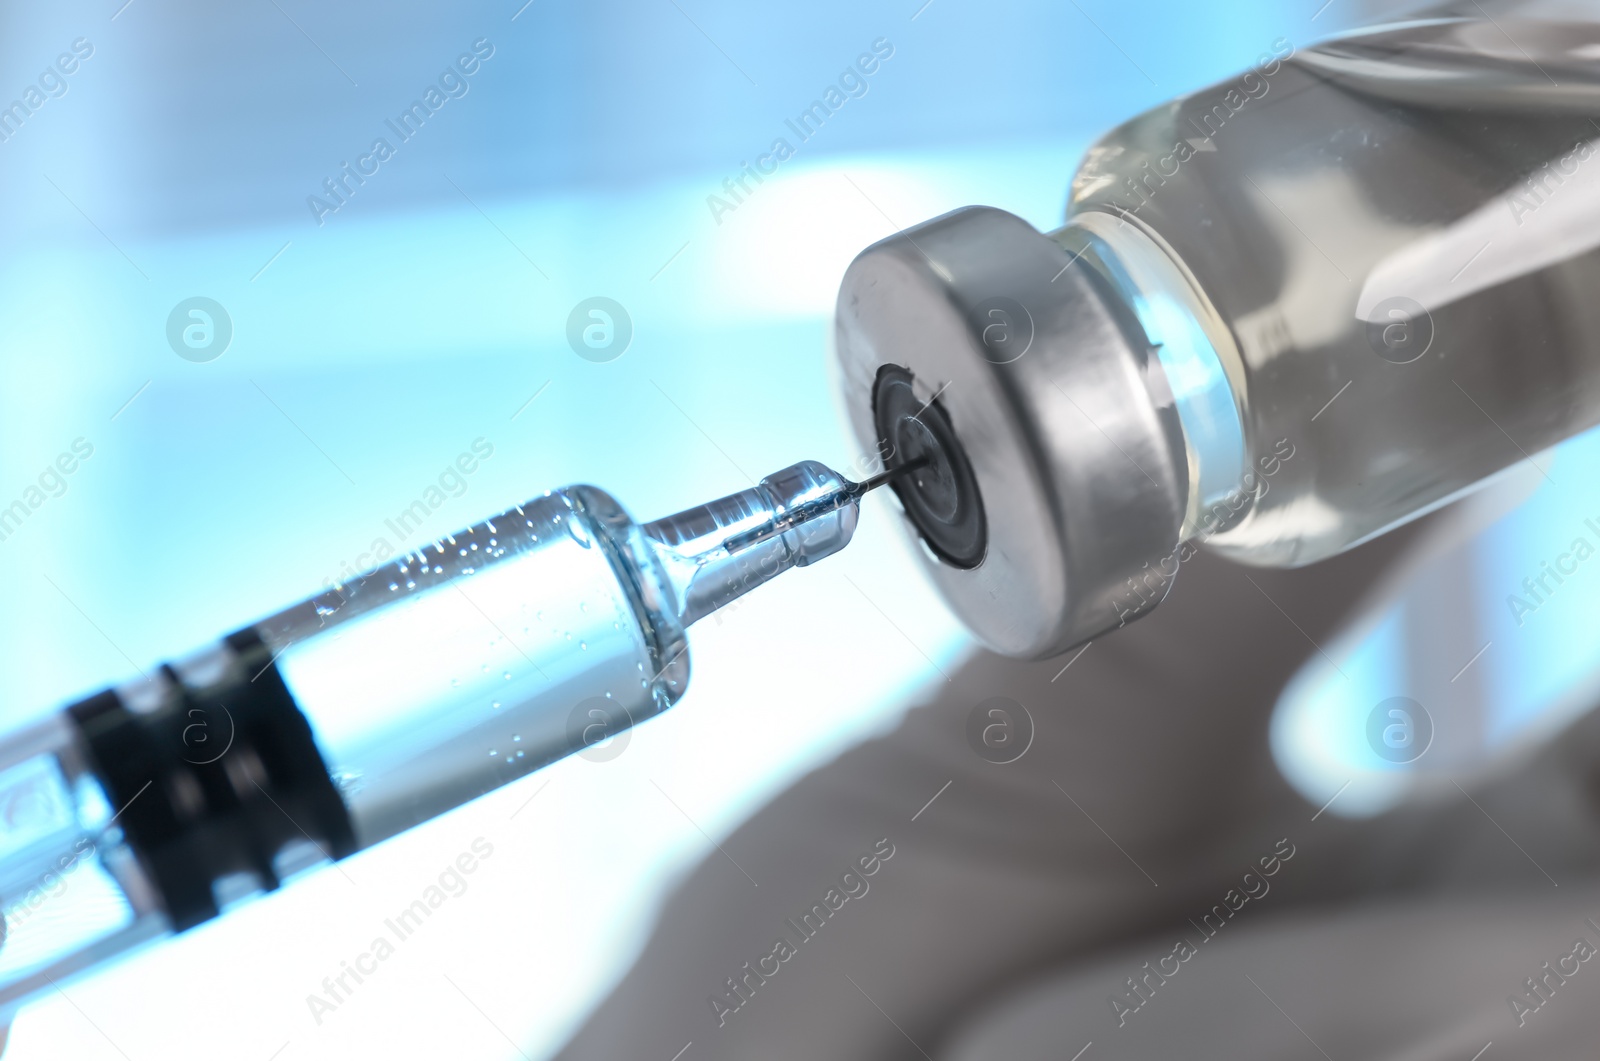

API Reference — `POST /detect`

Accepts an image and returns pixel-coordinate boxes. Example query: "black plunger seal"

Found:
[68,627,355,931]
[871,364,987,569]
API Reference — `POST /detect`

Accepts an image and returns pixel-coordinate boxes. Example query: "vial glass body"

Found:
[1064,13,1600,566]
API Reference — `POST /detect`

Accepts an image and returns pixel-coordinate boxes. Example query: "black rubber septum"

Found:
[872,364,986,569]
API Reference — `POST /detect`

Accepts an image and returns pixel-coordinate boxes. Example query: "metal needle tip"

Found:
[849,457,930,498]
[720,459,932,557]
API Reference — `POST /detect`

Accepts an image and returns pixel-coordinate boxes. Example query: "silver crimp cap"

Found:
[833,206,1189,658]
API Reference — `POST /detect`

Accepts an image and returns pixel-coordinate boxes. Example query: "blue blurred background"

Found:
[0,1,1453,1058]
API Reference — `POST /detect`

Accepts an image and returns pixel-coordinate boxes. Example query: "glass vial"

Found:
[1066,11,1600,567]
[834,8,1600,657]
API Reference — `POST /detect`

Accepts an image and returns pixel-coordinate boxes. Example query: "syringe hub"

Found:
[643,458,902,626]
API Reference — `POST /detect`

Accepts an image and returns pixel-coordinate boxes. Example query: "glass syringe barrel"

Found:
[0,459,875,1018]
[261,484,691,851]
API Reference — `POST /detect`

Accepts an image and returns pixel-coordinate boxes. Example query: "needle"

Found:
[721,459,931,555]
[847,457,930,498]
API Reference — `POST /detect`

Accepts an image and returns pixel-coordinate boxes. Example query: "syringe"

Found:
[0,457,919,1018]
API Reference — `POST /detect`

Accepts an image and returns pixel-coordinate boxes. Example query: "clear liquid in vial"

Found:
[1067,12,1600,565]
